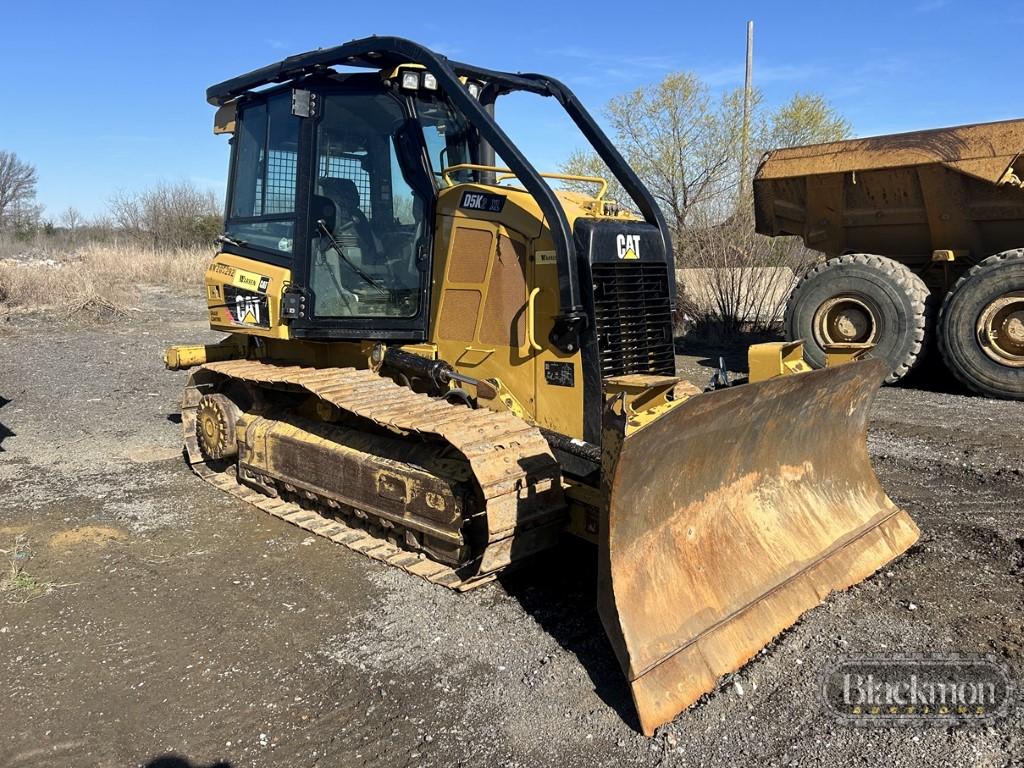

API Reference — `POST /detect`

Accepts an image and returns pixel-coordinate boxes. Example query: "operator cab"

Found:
[223,69,478,333]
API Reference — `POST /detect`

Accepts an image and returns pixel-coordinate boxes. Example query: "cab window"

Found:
[226,92,300,255]
[416,98,473,183]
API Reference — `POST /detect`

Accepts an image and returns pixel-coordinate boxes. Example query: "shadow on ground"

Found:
[144,756,231,768]
[675,328,783,375]
[498,538,640,731]
[0,395,13,451]
[894,345,973,396]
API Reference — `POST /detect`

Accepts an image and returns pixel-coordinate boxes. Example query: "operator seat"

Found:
[319,177,379,264]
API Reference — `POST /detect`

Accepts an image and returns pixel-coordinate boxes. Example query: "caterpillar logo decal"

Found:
[223,286,270,328]
[234,296,261,325]
[616,233,641,260]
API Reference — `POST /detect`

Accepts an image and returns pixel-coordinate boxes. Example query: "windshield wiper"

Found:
[316,219,386,293]
[217,234,249,248]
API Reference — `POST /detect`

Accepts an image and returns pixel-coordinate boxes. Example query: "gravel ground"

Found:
[0,288,1021,768]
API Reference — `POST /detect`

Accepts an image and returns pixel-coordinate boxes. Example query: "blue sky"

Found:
[1,0,1018,218]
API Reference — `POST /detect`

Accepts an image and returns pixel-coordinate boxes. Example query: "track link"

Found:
[180,360,566,590]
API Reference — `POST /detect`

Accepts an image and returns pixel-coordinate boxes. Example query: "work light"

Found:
[400,70,420,90]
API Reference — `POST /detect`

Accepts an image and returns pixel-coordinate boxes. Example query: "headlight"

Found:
[466,81,482,99]
[400,70,420,90]
[422,72,438,90]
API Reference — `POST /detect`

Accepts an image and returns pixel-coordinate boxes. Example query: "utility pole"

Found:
[740,19,754,198]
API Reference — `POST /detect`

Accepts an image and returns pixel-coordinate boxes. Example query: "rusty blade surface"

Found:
[598,359,919,735]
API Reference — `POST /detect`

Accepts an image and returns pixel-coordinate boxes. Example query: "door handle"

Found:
[526,287,543,352]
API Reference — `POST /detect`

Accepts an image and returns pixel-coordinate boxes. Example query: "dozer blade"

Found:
[597,359,919,735]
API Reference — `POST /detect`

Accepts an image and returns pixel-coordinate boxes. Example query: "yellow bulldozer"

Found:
[165,37,919,734]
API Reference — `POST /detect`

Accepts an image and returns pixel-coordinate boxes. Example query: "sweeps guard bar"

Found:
[206,36,674,351]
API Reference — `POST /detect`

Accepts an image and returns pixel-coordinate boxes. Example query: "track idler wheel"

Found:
[196,393,242,460]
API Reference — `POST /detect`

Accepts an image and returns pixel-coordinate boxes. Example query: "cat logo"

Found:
[616,233,641,260]
[222,286,270,328]
[233,295,263,326]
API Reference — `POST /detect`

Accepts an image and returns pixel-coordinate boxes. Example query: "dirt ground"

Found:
[0,288,1021,768]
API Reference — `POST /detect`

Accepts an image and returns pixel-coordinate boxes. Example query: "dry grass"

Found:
[0,240,209,321]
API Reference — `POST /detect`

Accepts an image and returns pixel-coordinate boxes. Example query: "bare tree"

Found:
[681,206,818,334]
[108,181,221,248]
[109,189,145,234]
[86,213,116,238]
[60,206,83,232]
[0,151,39,227]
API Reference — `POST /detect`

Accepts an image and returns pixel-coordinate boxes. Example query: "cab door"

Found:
[529,245,591,443]
[288,85,436,341]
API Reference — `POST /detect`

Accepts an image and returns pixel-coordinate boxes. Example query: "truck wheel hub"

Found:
[978,292,1024,366]
[815,296,877,345]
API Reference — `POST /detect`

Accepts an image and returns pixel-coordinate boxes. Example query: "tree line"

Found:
[0,151,220,250]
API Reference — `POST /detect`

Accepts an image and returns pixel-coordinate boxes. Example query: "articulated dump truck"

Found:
[165,37,919,734]
[755,119,1024,399]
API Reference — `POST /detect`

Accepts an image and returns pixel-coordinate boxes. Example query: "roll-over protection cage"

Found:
[207,36,673,354]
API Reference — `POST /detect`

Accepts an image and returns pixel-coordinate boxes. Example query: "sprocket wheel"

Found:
[196,393,241,460]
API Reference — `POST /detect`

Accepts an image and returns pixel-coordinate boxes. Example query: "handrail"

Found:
[442,163,608,200]
[526,287,543,352]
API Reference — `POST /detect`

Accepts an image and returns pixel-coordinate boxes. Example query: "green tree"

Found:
[561,76,850,244]
[763,92,850,150]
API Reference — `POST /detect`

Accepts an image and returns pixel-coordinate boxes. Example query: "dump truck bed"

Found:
[754,118,1024,271]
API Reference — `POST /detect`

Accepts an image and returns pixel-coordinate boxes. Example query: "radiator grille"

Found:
[591,263,675,378]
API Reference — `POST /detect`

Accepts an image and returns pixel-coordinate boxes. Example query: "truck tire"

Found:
[784,254,930,384]
[938,249,1024,400]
